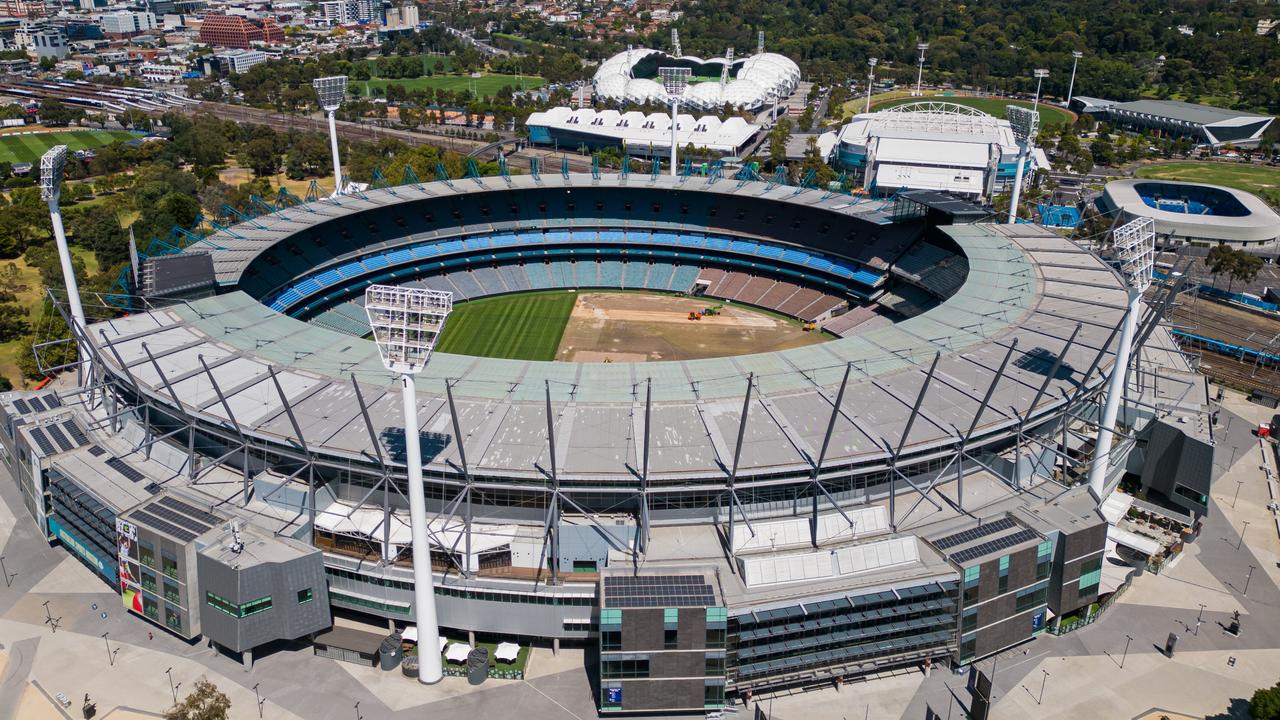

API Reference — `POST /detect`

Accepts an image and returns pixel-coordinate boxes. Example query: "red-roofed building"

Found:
[198,14,283,49]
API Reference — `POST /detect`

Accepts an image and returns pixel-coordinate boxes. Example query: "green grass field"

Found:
[0,130,137,165]
[870,95,1075,127]
[358,73,545,100]
[436,290,575,360]
[1134,162,1280,207]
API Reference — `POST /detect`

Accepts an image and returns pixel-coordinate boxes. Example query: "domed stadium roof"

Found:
[592,48,800,110]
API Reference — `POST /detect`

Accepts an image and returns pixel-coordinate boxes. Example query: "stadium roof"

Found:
[525,107,759,154]
[85,177,1129,488]
[592,48,800,111]
[1108,99,1270,125]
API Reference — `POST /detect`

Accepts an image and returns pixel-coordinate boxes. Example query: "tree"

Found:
[239,138,280,178]
[39,99,82,127]
[768,118,793,167]
[1252,680,1280,720]
[1230,252,1263,294]
[1206,244,1235,285]
[164,678,231,720]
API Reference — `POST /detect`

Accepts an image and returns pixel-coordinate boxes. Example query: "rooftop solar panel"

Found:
[105,457,146,483]
[27,396,45,412]
[933,517,1016,550]
[88,445,106,457]
[12,399,29,414]
[130,509,197,542]
[28,427,56,455]
[45,423,74,452]
[148,504,214,534]
[157,495,223,527]
[44,394,60,408]
[949,529,1040,564]
[603,575,716,608]
[63,421,88,446]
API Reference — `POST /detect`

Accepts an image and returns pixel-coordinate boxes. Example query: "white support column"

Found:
[327,110,343,195]
[1087,288,1139,498]
[1006,148,1028,225]
[670,99,679,178]
[401,373,443,684]
[48,199,86,352]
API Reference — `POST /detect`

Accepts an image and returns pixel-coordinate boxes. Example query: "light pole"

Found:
[354,701,362,720]
[1236,520,1250,551]
[364,284,451,685]
[312,76,348,196]
[1121,634,1133,668]
[1032,68,1049,111]
[1195,603,1206,635]
[0,555,13,587]
[1038,669,1049,705]
[659,67,691,178]
[915,42,929,97]
[1005,105,1040,224]
[102,632,114,666]
[166,667,178,704]
[864,57,878,113]
[39,145,87,372]
[1066,51,1083,108]
[1244,564,1256,597]
[1086,218,1155,499]
[253,682,264,718]
[1232,479,1244,509]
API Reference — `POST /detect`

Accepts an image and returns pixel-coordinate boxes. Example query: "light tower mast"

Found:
[39,145,87,369]
[671,28,681,57]
[1066,51,1083,108]
[659,67,691,178]
[312,76,349,197]
[863,57,878,113]
[1032,68,1049,111]
[914,42,929,97]
[1086,218,1154,500]
[1005,105,1040,224]
[364,284,453,685]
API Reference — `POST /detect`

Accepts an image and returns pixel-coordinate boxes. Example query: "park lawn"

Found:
[871,94,1075,127]
[435,290,576,361]
[1135,162,1280,207]
[357,73,545,99]
[0,130,137,165]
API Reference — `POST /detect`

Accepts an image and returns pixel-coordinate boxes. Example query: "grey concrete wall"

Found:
[196,548,331,653]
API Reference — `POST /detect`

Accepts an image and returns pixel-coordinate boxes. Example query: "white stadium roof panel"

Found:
[875,137,989,168]
[876,164,985,194]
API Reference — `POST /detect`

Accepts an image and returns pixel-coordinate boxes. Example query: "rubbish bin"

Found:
[401,653,419,678]
[379,633,403,671]
[467,647,489,685]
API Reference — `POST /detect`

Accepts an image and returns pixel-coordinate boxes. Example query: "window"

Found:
[704,681,725,709]
[1015,584,1048,613]
[161,553,178,580]
[163,582,180,604]
[960,635,976,662]
[705,627,726,649]
[297,588,313,604]
[600,657,649,679]
[663,608,678,648]
[705,654,725,675]
[600,607,622,649]
[165,607,181,632]
[572,560,597,573]
[601,631,622,651]
[206,592,272,619]
[143,595,158,620]
[664,629,678,649]
[1036,540,1053,580]
[1173,483,1207,507]
[141,570,157,593]
[705,607,727,648]
[961,607,978,633]
[963,565,981,603]
[998,555,1010,594]
[139,543,154,568]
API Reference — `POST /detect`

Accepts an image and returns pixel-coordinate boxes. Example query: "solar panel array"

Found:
[131,509,197,542]
[933,517,1016,550]
[603,575,716,608]
[26,396,45,412]
[12,398,29,414]
[45,423,74,452]
[949,529,1040,564]
[105,457,146,483]
[144,483,162,495]
[63,421,88,446]
[27,427,55,455]
[88,445,106,457]
[147,503,217,535]
[158,496,222,527]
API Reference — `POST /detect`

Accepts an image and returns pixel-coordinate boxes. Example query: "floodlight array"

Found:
[39,145,67,202]
[1006,106,1040,144]
[659,66,692,97]
[1112,217,1155,292]
[364,285,452,373]
[312,75,348,111]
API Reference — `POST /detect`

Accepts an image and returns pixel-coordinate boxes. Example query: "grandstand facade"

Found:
[819,102,1047,199]
[3,173,1212,712]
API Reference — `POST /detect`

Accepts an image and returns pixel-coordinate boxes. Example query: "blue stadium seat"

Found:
[646,263,674,290]
[526,263,552,289]
[599,260,623,286]
[623,262,647,288]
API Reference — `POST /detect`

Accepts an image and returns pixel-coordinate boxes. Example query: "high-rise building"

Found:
[98,11,158,37]
[197,13,283,49]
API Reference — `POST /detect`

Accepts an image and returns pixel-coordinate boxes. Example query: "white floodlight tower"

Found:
[1032,68,1049,111]
[659,67,691,177]
[39,145,87,365]
[312,75,348,196]
[1066,51,1083,108]
[1086,217,1154,500]
[914,42,929,97]
[364,284,453,685]
[671,28,681,57]
[1006,105,1040,224]
[864,57,878,113]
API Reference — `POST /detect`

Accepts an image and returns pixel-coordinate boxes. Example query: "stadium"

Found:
[1099,178,1280,252]
[592,46,800,111]
[3,170,1213,714]
[819,102,1049,200]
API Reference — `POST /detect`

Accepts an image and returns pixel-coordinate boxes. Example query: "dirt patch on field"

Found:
[556,292,828,362]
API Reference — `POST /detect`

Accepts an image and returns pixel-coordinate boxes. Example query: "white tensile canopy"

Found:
[444,643,471,663]
[495,642,520,662]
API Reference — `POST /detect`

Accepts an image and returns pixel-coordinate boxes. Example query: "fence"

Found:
[1047,573,1133,636]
